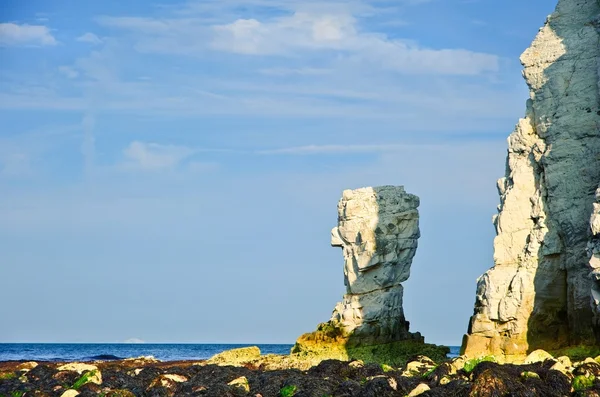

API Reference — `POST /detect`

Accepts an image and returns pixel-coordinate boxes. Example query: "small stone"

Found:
[148,375,185,390]
[57,363,98,374]
[402,356,436,377]
[228,376,250,394]
[440,376,452,385]
[550,361,570,376]
[521,371,541,379]
[60,390,80,397]
[163,374,188,383]
[408,383,430,397]
[16,362,38,372]
[450,355,468,372]
[348,360,364,368]
[523,349,553,364]
[558,356,572,368]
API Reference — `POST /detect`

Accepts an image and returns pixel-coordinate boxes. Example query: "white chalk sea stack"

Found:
[293,186,449,365]
[328,186,421,345]
[462,0,600,362]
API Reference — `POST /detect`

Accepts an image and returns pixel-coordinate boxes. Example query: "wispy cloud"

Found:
[0,23,57,46]
[98,10,498,75]
[258,67,332,76]
[58,65,79,79]
[258,143,415,155]
[77,32,102,44]
[122,141,196,170]
[211,13,498,75]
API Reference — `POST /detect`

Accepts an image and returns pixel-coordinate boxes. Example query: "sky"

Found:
[0,0,558,346]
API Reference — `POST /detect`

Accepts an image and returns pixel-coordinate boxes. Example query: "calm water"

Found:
[0,344,461,362]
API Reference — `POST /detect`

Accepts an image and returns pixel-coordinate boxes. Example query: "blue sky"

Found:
[0,0,556,345]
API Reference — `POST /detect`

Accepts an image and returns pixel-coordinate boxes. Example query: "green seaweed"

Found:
[464,356,496,373]
[280,384,297,397]
[0,373,16,381]
[72,370,96,390]
[550,345,600,361]
[573,375,595,391]
[422,365,438,378]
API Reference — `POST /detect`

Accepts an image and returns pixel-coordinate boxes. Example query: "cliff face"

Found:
[462,0,600,362]
[293,186,449,365]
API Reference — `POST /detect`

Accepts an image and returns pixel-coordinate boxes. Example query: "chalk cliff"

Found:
[462,0,600,362]
[294,186,448,365]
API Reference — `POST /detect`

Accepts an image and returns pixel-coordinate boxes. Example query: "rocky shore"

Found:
[3,347,600,396]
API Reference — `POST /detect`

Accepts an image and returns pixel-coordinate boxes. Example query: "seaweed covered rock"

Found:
[293,186,448,366]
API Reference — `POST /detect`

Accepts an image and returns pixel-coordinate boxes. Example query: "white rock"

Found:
[463,0,600,361]
[524,350,553,364]
[163,374,188,383]
[557,356,572,368]
[16,362,37,372]
[328,186,421,343]
[550,361,569,376]
[228,376,250,393]
[57,363,98,374]
[408,383,430,397]
[60,390,80,397]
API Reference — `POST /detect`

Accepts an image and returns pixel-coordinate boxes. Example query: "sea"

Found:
[0,344,461,362]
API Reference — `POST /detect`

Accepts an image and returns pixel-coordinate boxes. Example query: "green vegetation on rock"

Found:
[550,345,600,361]
[0,372,16,381]
[573,375,595,391]
[380,364,394,372]
[72,370,96,390]
[293,324,449,368]
[464,356,496,373]
[208,346,262,365]
[280,385,297,397]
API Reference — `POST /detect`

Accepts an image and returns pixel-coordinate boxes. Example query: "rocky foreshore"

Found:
[3,347,600,396]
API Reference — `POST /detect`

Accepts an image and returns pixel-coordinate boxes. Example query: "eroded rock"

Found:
[293,186,448,365]
[463,0,600,362]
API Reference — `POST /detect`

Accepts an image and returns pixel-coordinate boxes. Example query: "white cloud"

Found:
[97,7,498,75]
[58,65,79,79]
[123,141,195,170]
[77,32,102,44]
[211,12,498,75]
[0,23,57,46]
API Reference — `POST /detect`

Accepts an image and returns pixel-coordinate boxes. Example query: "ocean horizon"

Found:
[0,344,461,362]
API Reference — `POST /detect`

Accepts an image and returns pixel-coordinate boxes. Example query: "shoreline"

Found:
[0,347,597,396]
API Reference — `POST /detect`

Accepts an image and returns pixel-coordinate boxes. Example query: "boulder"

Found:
[207,346,261,366]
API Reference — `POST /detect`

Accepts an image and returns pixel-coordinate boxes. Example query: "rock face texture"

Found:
[462,0,600,362]
[293,186,448,365]
[327,186,421,345]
